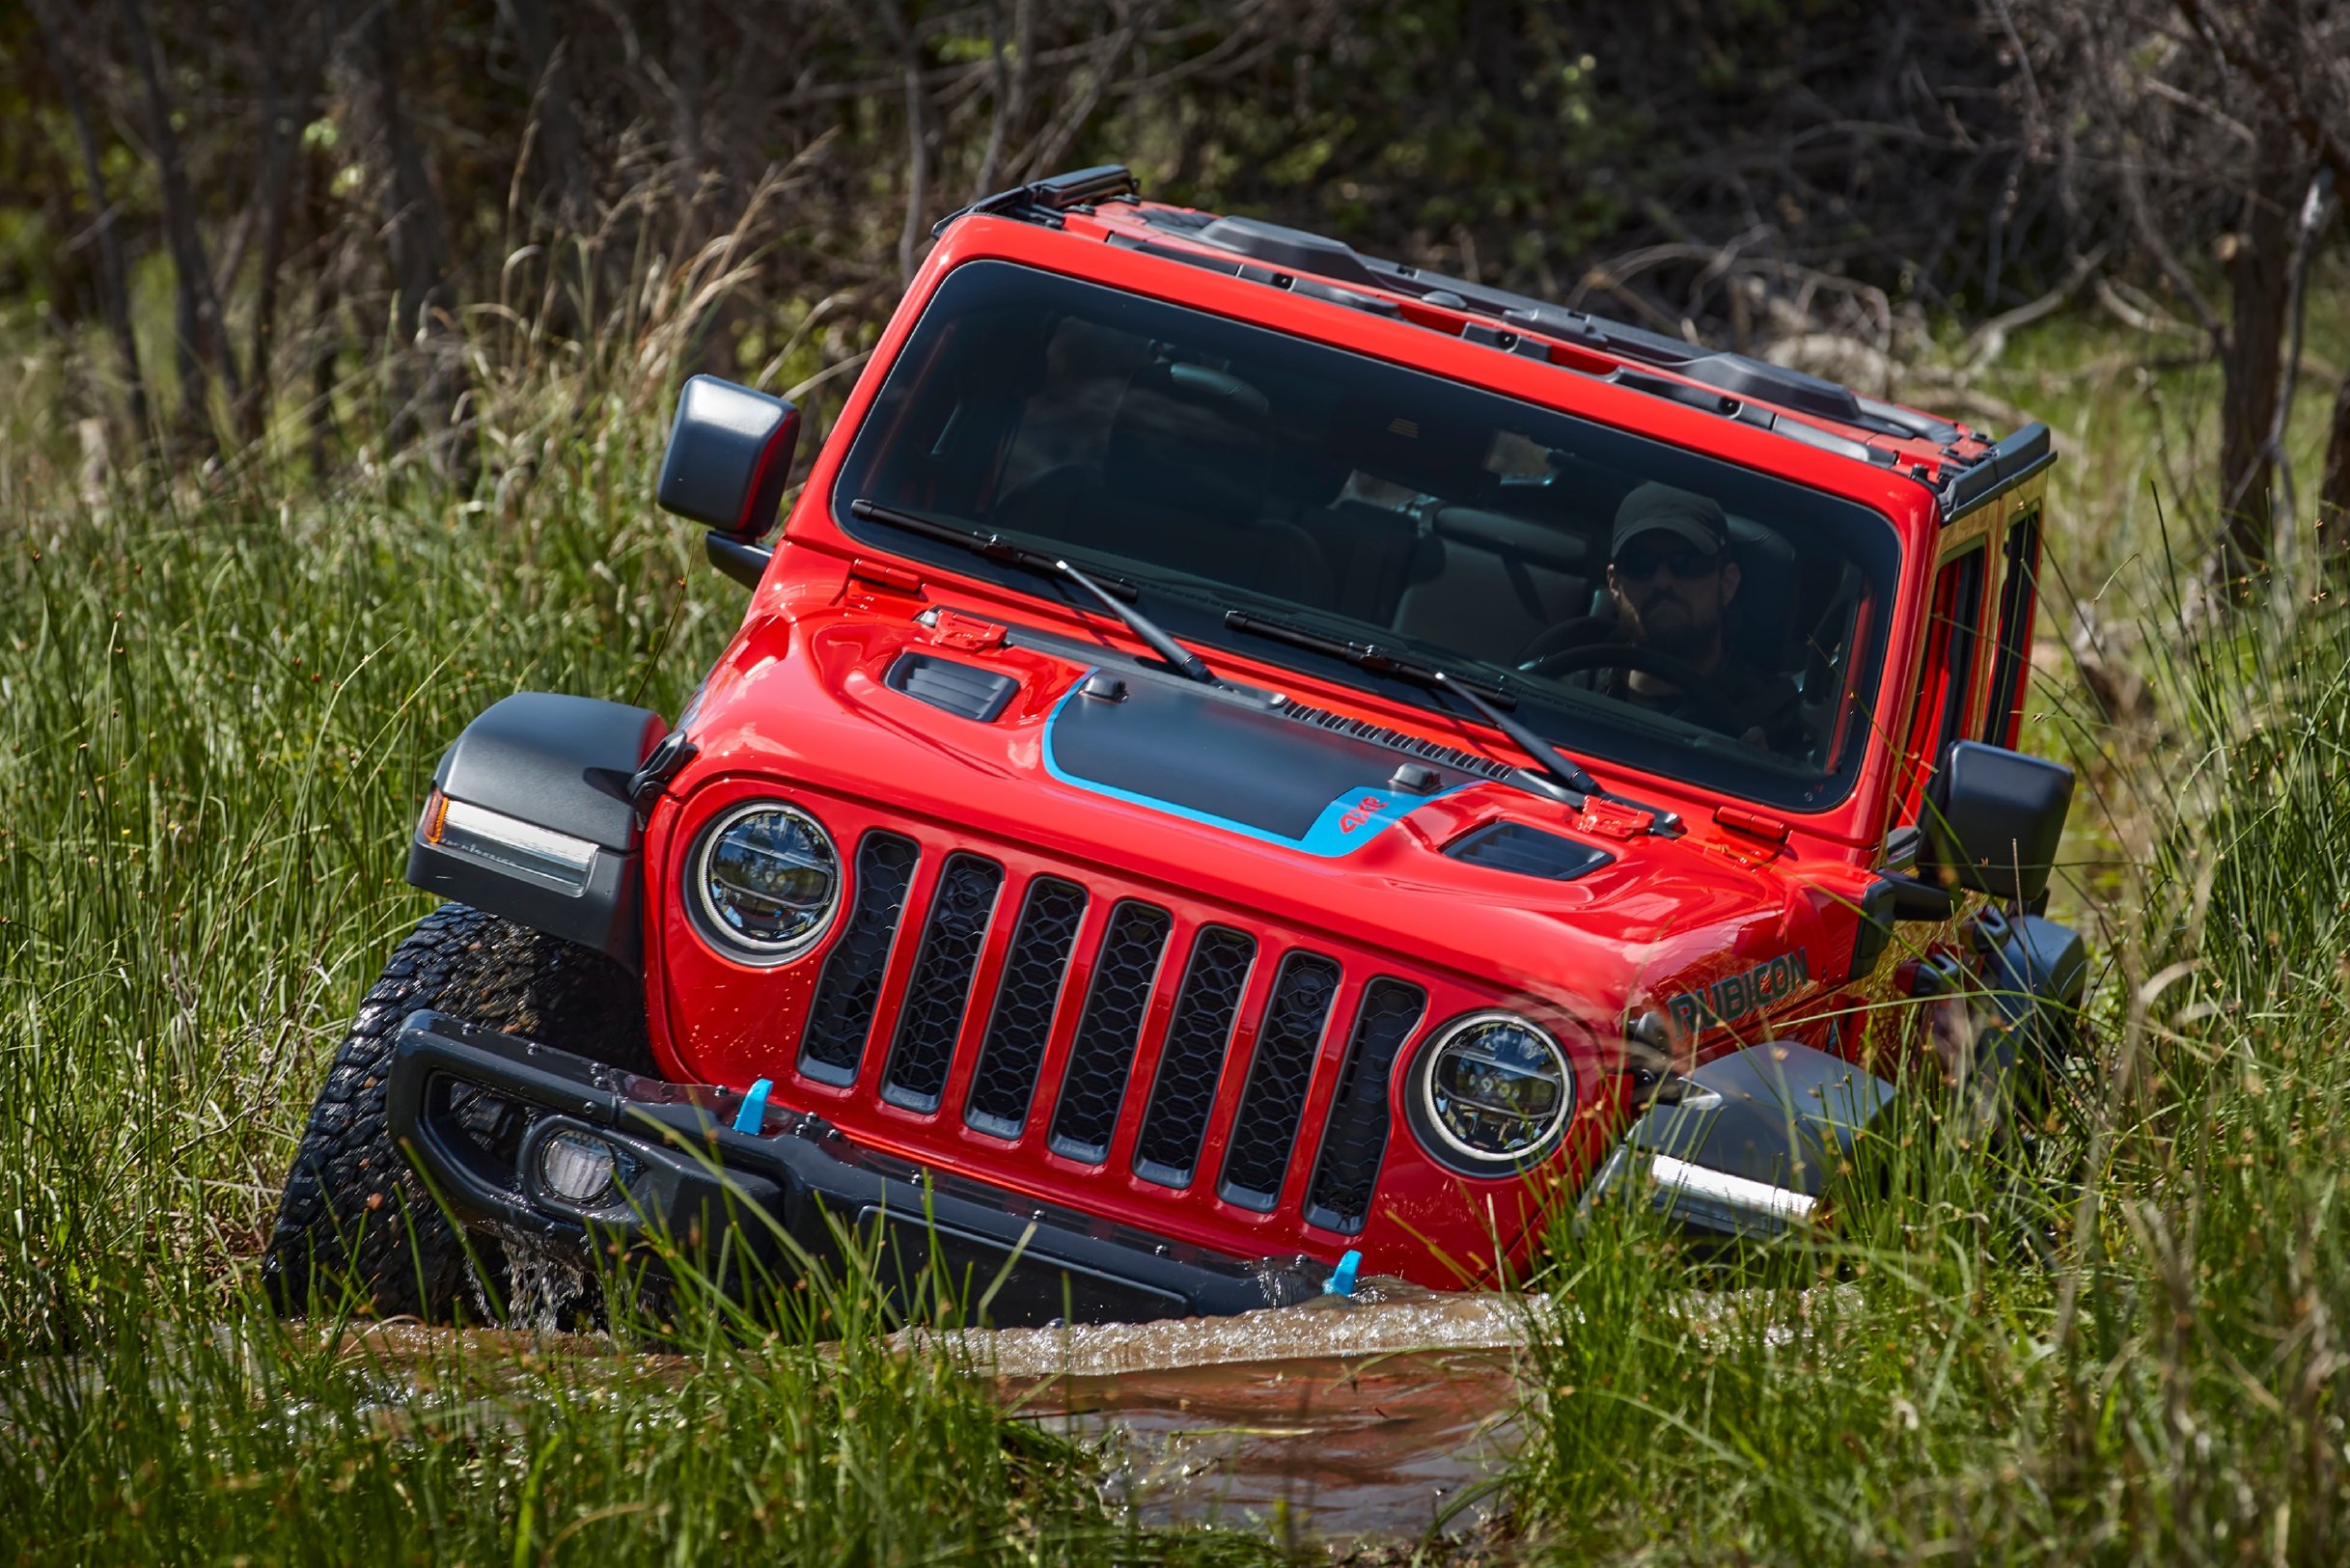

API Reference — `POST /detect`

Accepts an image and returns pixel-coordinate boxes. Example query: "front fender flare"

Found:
[404,693,665,970]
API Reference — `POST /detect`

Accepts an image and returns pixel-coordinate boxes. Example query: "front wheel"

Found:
[262,903,653,1320]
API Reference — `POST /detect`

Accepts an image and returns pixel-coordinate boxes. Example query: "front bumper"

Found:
[383,1010,1326,1327]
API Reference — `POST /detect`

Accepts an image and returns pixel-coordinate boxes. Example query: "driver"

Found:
[1577,482,1800,749]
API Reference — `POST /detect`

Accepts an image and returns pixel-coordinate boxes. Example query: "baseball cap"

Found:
[1612,482,1729,560]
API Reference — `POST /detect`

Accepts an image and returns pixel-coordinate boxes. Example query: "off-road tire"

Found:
[262,902,654,1320]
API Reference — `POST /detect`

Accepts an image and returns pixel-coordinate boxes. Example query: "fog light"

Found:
[538,1129,620,1208]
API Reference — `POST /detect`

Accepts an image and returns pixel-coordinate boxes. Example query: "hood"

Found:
[664,591,1869,1037]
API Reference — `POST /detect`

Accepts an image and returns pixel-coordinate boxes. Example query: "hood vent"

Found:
[1446,822,1612,881]
[1274,699,1512,782]
[886,652,1017,722]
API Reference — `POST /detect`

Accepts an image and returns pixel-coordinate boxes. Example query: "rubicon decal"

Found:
[1667,949,1811,1032]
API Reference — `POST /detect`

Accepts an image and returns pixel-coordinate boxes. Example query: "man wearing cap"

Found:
[1537,481,1801,751]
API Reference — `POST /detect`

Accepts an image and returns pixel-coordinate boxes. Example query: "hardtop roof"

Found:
[934,166,2053,520]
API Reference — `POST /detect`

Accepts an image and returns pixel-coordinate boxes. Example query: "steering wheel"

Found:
[1517,642,1748,735]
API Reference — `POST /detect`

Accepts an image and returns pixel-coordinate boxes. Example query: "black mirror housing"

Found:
[656,375,801,540]
[1920,740,2072,904]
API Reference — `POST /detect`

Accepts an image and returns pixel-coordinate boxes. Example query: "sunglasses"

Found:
[1615,542,1723,579]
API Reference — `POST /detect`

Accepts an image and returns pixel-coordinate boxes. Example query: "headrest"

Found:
[1105,363,1268,509]
[1323,390,1489,499]
[1426,505,1590,575]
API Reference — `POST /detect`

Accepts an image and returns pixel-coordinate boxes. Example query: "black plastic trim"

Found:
[705,532,773,590]
[884,651,1018,722]
[1598,1039,1899,1242]
[405,693,664,970]
[387,1009,1327,1326]
[1445,821,1614,881]
[1943,424,2057,518]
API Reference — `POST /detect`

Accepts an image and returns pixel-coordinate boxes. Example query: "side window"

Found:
[1896,545,1987,812]
[1980,509,2042,748]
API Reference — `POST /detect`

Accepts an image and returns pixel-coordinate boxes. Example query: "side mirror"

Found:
[1919,740,2072,905]
[655,375,801,540]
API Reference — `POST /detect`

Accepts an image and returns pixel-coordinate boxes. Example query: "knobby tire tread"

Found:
[262,903,651,1320]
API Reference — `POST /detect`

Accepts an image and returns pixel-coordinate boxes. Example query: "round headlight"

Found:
[1410,1011,1573,1172]
[690,802,840,962]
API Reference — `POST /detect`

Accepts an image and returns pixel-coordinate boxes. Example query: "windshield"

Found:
[833,261,1901,812]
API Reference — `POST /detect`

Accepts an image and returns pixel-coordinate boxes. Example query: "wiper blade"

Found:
[1224,610,1680,833]
[850,498,1215,684]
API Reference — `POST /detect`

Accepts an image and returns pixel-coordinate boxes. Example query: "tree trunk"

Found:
[238,0,332,446]
[2319,371,2350,563]
[353,0,472,483]
[2216,117,2306,590]
[29,0,151,447]
[117,0,241,454]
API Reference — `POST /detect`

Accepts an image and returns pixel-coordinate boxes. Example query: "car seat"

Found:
[1390,504,1594,667]
[992,362,1331,605]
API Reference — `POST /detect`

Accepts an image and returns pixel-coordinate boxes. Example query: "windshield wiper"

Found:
[1224,610,1680,833]
[849,498,1215,684]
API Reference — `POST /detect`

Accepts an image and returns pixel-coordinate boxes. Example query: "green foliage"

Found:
[0,416,1284,1562]
[1505,579,2350,1563]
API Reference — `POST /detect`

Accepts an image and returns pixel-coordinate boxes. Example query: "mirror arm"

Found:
[705,532,772,591]
[1883,870,1954,923]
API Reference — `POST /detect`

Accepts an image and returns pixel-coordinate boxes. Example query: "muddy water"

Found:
[930,1285,1537,1541]
[344,1284,1537,1545]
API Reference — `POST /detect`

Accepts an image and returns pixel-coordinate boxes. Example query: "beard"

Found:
[1627,595,1716,660]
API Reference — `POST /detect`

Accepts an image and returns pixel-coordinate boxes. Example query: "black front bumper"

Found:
[385,1011,1326,1327]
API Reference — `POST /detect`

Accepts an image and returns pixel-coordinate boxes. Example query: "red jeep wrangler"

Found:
[264,167,2085,1327]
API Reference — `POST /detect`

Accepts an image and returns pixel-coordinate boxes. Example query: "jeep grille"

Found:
[787,838,1434,1234]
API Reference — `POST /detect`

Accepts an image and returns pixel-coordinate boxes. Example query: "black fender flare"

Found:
[404,693,665,970]
[1587,1040,1899,1242]
[1953,905,2090,1091]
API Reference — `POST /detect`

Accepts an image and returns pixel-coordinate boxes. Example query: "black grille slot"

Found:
[964,877,1089,1138]
[1303,979,1426,1233]
[880,854,1004,1111]
[798,833,919,1086]
[1047,901,1173,1163]
[1218,952,1341,1211]
[1133,927,1256,1188]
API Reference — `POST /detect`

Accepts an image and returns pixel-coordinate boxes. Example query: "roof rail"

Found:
[933,165,1138,236]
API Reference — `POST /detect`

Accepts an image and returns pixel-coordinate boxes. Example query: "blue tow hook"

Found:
[1322,1249,1363,1298]
[733,1078,773,1136]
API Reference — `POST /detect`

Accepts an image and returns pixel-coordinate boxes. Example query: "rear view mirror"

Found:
[1920,740,2072,905]
[656,376,801,540]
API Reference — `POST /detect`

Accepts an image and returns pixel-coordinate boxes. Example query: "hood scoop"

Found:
[886,651,1018,722]
[1446,821,1613,881]
[1044,672,1481,856]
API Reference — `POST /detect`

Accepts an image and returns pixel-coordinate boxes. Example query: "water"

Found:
[342,1281,1537,1546]
[925,1282,1536,1541]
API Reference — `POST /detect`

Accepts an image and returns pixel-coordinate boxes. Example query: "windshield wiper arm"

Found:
[850,498,1215,684]
[1224,610,1680,833]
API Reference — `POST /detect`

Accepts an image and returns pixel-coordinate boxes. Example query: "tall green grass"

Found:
[1505,566,2350,1562]
[0,428,1284,1561]
[10,303,2350,1562]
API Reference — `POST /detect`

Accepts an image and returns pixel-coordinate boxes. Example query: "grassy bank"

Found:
[5,312,2350,1562]
[1504,562,2350,1560]
[0,438,1285,1562]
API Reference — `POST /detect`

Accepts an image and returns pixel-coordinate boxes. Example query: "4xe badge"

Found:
[1338,794,1386,833]
[1667,948,1811,1032]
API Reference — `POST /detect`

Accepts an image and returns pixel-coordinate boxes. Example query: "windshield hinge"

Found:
[1713,806,1792,850]
[847,557,924,596]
